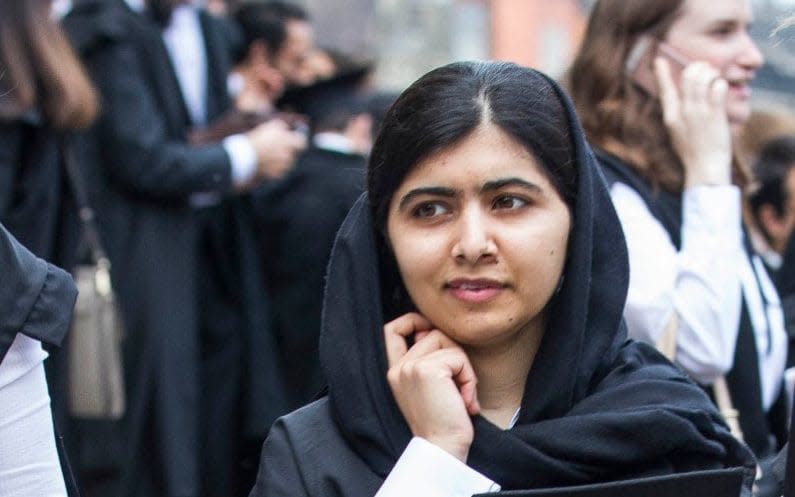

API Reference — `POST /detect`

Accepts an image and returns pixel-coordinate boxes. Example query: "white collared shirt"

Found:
[152,2,256,196]
[161,4,207,126]
[611,182,786,409]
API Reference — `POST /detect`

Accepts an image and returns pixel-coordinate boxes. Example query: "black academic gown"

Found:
[253,145,366,409]
[63,2,282,496]
[0,115,80,270]
[249,72,755,496]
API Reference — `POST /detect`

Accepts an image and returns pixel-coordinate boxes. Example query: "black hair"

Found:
[367,61,578,319]
[749,136,795,221]
[233,1,309,62]
[367,60,577,234]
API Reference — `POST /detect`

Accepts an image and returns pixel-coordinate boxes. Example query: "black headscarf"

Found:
[319,69,755,490]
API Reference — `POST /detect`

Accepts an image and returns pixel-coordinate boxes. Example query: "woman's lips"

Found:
[445,278,506,303]
[727,81,752,99]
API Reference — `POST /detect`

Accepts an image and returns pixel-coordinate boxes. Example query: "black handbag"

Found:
[61,139,126,420]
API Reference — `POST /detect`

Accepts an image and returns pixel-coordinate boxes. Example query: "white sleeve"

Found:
[375,437,500,497]
[0,334,67,497]
[611,182,743,385]
[223,133,257,186]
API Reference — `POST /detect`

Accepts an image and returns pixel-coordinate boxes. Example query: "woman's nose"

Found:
[451,207,496,264]
[738,32,764,70]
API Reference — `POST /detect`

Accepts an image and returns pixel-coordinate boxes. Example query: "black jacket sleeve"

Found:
[0,224,77,363]
[83,26,233,200]
[248,420,310,497]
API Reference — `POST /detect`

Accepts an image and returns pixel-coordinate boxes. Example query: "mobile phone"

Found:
[625,34,690,96]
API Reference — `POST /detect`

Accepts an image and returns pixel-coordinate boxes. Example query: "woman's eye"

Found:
[412,202,449,219]
[492,195,527,210]
[709,23,736,37]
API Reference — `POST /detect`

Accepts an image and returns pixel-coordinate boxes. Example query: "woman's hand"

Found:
[655,57,732,187]
[383,312,480,462]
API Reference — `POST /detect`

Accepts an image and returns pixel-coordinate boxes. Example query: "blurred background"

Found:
[286,0,795,107]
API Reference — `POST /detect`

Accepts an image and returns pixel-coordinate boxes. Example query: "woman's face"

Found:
[664,0,763,127]
[386,123,572,350]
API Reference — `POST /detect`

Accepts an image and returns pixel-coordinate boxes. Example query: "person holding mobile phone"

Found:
[567,0,787,472]
[247,60,755,497]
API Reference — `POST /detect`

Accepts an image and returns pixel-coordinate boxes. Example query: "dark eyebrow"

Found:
[481,177,543,194]
[397,186,460,211]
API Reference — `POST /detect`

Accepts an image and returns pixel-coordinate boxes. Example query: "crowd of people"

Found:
[3,0,795,496]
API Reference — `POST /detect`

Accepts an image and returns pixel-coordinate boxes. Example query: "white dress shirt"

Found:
[0,335,66,497]
[376,437,500,497]
[611,182,786,408]
[158,3,256,196]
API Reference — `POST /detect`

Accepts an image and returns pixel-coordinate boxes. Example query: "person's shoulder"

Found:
[64,0,149,55]
[275,397,340,444]
[265,397,381,494]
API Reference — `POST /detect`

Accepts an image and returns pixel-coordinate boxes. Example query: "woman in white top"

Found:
[568,0,788,461]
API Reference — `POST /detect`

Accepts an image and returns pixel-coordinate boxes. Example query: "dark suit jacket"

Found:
[253,146,366,408]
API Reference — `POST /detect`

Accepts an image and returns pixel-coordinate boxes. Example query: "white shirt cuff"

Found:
[223,134,257,186]
[375,437,500,497]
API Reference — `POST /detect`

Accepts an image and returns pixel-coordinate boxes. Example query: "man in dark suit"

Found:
[64,1,305,496]
[254,69,374,409]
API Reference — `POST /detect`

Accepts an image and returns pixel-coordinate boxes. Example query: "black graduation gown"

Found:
[0,115,80,270]
[253,145,366,409]
[63,2,285,496]
[597,149,789,459]
[249,72,755,496]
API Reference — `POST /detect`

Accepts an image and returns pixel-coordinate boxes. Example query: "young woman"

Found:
[248,61,754,496]
[568,0,788,463]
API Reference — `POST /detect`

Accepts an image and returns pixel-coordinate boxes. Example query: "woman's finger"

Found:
[383,312,433,367]
[709,77,729,108]
[399,329,460,363]
[654,57,679,126]
[680,62,720,110]
[421,348,481,415]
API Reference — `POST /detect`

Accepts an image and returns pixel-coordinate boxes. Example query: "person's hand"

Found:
[655,57,732,187]
[383,312,480,462]
[246,119,307,181]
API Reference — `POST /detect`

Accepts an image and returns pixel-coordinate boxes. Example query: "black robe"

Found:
[253,145,366,408]
[249,72,755,496]
[64,2,286,496]
[0,115,80,270]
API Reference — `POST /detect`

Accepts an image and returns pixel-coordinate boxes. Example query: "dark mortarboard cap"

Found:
[276,64,373,131]
[476,468,747,497]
